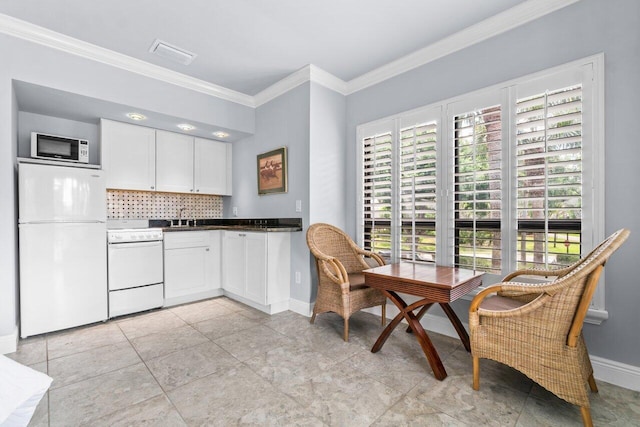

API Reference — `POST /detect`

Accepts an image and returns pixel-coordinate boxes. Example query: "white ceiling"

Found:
[0,0,531,96]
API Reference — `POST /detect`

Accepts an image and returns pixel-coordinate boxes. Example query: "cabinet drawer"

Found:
[164,231,209,249]
[224,231,266,239]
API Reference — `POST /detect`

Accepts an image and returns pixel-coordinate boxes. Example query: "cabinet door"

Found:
[101,119,156,191]
[165,246,209,299]
[244,233,267,305]
[194,138,232,195]
[222,232,247,296]
[208,231,222,290]
[156,130,194,193]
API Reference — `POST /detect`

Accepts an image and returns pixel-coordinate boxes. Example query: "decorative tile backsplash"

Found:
[107,190,223,219]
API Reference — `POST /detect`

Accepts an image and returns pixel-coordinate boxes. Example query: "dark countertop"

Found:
[150,217,303,233]
[161,225,301,232]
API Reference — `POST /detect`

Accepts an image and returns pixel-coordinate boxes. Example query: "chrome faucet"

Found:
[178,207,188,226]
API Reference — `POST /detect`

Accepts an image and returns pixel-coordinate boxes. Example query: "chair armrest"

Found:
[317,257,351,293]
[469,282,554,326]
[469,285,503,314]
[352,245,386,267]
[364,250,386,267]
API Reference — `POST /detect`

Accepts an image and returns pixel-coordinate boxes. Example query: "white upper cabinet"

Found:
[101,121,232,195]
[156,130,194,193]
[194,137,232,196]
[101,119,156,191]
[157,131,232,195]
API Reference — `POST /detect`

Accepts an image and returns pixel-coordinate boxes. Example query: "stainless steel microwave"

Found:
[31,132,89,163]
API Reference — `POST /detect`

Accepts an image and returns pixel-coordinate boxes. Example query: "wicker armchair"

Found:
[306,223,387,341]
[469,229,630,427]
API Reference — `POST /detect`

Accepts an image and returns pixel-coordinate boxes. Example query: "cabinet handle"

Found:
[150,186,155,189]
[239,233,246,237]
[205,248,210,251]
[196,189,200,192]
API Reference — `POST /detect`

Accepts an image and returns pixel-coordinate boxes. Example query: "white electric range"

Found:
[107,220,164,318]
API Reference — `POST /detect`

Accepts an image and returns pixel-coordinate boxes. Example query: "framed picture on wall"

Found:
[257,147,288,195]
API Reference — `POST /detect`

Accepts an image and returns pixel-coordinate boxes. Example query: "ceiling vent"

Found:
[148,39,197,65]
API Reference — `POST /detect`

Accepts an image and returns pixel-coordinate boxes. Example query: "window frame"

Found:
[356,54,606,323]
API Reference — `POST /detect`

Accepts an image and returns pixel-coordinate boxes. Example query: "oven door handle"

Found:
[108,241,162,249]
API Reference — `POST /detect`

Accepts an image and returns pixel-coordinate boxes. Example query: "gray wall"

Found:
[0,32,254,346]
[345,0,640,366]
[0,77,19,346]
[308,82,347,302]
[309,83,347,228]
[227,81,347,305]
[226,83,312,303]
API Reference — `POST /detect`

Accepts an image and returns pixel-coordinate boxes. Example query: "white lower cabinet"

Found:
[222,231,290,313]
[222,232,248,297]
[163,231,222,306]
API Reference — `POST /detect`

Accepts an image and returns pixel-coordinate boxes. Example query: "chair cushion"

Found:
[347,273,369,291]
[480,295,527,311]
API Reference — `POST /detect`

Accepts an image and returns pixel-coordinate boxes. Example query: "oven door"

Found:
[108,241,163,291]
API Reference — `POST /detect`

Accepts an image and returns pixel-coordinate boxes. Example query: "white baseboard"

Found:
[0,328,18,355]
[164,289,224,308]
[288,298,313,317]
[268,299,290,315]
[222,291,290,315]
[363,305,640,392]
[591,355,640,391]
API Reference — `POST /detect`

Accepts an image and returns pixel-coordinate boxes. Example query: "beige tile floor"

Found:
[7,296,639,426]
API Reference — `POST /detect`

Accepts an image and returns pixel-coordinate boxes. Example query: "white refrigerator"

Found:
[19,161,108,338]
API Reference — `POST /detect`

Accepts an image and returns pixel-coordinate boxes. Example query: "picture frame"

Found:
[257,147,288,195]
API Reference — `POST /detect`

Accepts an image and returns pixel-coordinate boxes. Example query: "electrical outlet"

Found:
[295,200,302,212]
[232,206,238,217]
[295,271,301,284]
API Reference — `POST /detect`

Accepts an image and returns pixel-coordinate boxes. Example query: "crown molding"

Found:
[253,65,311,107]
[0,0,580,108]
[0,13,255,107]
[253,64,348,107]
[346,0,581,94]
[309,65,348,95]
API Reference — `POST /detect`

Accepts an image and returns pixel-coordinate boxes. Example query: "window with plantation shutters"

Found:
[453,106,502,273]
[357,55,604,319]
[515,85,583,270]
[400,121,437,262]
[362,131,393,258]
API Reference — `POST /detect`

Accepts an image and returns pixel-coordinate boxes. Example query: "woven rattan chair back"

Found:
[307,223,370,273]
[306,223,387,341]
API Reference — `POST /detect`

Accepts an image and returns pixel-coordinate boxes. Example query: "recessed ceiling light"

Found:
[212,131,229,138]
[177,123,195,131]
[126,112,147,121]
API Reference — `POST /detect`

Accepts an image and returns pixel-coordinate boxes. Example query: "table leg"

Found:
[404,303,470,352]
[371,291,407,353]
[439,303,471,352]
[371,290,448,380]
[405,303,431,333]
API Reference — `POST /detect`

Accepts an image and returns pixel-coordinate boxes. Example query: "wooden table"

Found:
[363,263,483,380]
